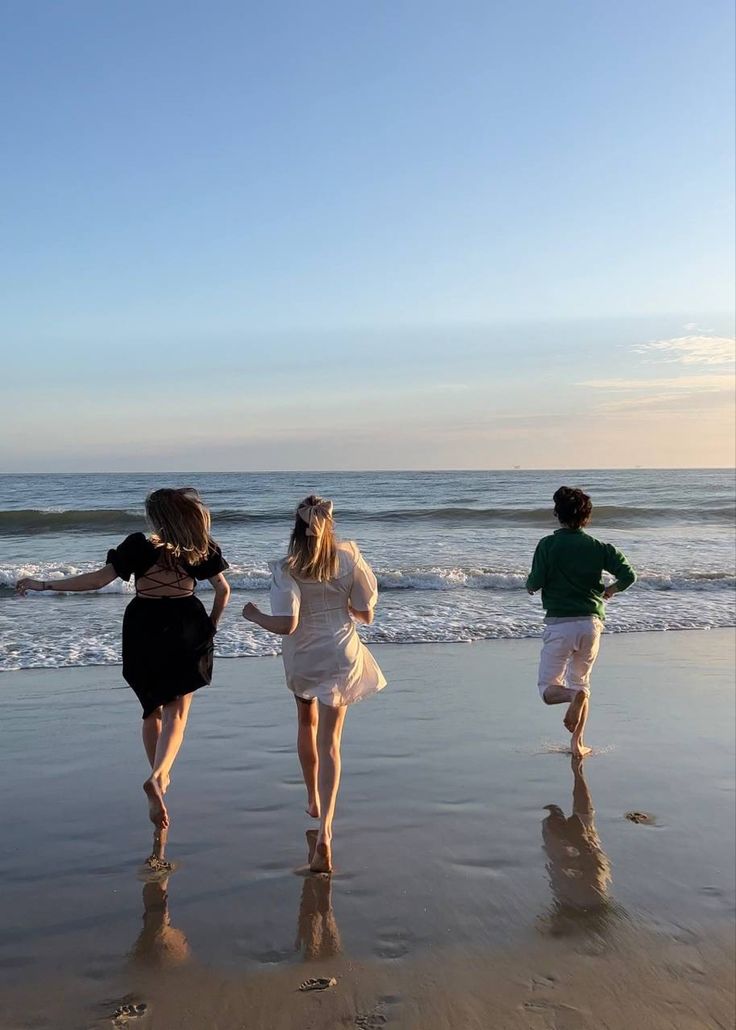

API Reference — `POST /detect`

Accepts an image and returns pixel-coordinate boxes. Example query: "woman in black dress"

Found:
[16,488,230,862]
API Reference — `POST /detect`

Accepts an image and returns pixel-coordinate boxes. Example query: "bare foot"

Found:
[310,840,332,874]
[143,777,169,829]
[563,692,586,733]
[571,742,592,758]
[145,855,173,874]
[305,798,320,819]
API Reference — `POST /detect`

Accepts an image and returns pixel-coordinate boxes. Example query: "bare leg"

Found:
[143,694,194,830]
[295,697,320,818]
[571,697,592,758]
[142,709,168,859]
[543,685,577,706]
[542,685,587,733]
[564,690,588,734]
[311,703,347,873]
[142,709,162,766]
[566,622,600,747]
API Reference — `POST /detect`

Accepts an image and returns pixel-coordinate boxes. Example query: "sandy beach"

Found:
[1,630,734,1029]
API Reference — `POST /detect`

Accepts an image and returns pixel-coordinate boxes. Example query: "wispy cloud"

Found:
[588,389,735,416]
[578,330,735,421]
[577,331,735,414]
[635,335,735,366]
[580,374,733,392]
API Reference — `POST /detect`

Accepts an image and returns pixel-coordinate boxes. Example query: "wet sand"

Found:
[0,631,734,1028]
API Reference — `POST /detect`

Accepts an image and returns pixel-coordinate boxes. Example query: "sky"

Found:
[0,0,734,472]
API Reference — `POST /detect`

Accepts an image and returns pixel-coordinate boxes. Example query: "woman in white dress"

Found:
[242,495,386,873]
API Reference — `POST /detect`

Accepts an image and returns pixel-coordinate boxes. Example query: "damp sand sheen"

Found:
[0,631,734,1029]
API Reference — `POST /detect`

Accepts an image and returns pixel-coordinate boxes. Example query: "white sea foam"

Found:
[2,563,733,595]
[2,585,733,671]
[2,469,734,672]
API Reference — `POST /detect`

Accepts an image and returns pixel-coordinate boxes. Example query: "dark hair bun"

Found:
[552,486,592,529]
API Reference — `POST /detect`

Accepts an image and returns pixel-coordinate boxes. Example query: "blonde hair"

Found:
[286,495,339,581]
[146,487,213,566]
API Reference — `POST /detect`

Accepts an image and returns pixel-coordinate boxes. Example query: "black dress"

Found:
[106,533,229,718]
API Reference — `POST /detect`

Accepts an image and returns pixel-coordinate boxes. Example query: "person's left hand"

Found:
[602,585,617,600]
[242,602,260,623]
[16,578,43,596]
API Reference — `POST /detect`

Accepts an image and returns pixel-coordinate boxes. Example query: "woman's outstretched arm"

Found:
[208,572,231,628]
[16,564,118,595]
[242,602,297,636]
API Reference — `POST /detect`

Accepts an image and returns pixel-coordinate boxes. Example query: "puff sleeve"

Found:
[348,544,379,611]
[191,544,229,581]
[269,560,301,618]
[106,533,147,582]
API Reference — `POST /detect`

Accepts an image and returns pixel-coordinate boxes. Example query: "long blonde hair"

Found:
[286,495,339,581]
[146,487,213,566]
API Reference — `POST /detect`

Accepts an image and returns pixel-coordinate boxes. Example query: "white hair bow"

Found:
[297,500,334,536]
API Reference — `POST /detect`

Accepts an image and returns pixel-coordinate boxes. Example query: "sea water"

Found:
[0,469,734,671]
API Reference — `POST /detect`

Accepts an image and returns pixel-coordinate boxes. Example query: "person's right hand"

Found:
[16,578,44,596]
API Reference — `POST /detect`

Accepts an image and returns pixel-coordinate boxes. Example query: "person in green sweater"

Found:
[526,486,636,757]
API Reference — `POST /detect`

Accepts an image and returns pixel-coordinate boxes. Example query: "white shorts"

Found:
[537,617,603,701]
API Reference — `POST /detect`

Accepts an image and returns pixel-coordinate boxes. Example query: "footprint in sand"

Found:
[522,1000,590,1030]
[355,994,403,1028]
[355,1014,387,1029]
[529,974,558,992]
[662,939,706,979]
[373,930,412,960]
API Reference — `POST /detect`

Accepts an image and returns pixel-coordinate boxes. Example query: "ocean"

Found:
[0,469,734,672]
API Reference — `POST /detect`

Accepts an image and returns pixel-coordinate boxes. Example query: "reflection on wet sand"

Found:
[540,756,615,937]
[295,831,341,961]
[130,877,191,969]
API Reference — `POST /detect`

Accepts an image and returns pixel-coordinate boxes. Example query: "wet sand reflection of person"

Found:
[130,877,191,970]
[295,831,341,961]
[540,756,614,937]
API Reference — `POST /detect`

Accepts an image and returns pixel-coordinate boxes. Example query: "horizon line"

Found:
[1,466,733,476]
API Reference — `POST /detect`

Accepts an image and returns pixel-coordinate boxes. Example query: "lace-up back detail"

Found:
[106,532,229,597]
[106,532,230,719]
[135,560,196,598]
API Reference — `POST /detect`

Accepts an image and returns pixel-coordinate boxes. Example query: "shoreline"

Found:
[2,622,735,678]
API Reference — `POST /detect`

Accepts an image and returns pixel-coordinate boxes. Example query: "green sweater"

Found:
[526,528,636,619]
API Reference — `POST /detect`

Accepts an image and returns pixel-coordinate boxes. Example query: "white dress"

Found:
[269,541,387,707]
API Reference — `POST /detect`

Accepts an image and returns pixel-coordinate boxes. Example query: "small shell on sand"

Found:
[299,976,337,992]
[112,1001,148,1025]
[625,811,656,824]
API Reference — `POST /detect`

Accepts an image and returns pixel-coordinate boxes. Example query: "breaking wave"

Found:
[2,502,735,535]
[2,564,733,595]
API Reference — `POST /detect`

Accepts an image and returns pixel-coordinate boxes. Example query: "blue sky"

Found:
[1,0,733,470]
